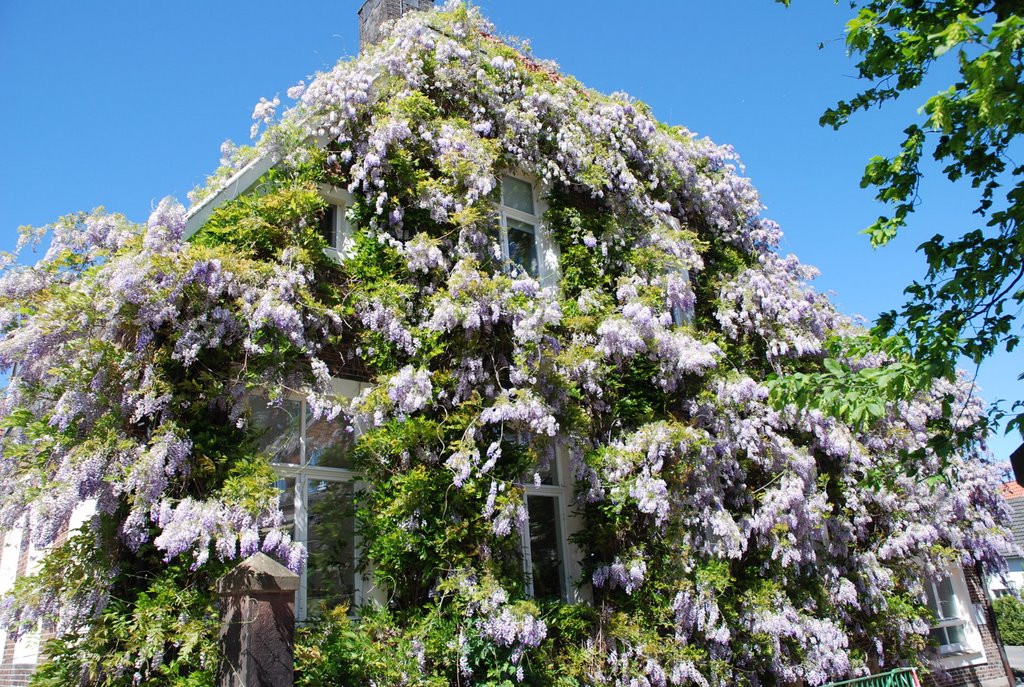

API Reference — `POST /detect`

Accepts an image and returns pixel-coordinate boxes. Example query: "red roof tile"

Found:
[1000,481,1024,499]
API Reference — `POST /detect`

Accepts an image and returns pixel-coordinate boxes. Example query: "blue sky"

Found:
[1,0,1019,460]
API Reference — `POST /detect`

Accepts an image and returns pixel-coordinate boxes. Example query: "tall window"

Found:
[497,175,541,278]
[670,269,693,326]
[660,213,694,327]
[521,453,575,602]
[251,397,362,620]
[925,575,972,655]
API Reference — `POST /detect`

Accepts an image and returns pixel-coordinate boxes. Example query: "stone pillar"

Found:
[217,553,300,687]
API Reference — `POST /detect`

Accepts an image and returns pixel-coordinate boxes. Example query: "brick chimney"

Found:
[358,0,435,50]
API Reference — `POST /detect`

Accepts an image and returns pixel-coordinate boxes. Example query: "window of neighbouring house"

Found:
[926,576,970,653]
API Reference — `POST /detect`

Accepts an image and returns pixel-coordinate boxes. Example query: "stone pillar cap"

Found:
[217,552,300,594]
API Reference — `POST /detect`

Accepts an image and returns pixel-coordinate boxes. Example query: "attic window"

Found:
[319,205,341,250]
[317,186,356,259]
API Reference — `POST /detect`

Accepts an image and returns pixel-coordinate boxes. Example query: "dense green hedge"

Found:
[995,594,1024,646]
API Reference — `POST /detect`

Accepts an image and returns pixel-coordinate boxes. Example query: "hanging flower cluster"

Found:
[0,3,1010,686]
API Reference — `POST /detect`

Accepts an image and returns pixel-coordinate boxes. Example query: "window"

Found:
[520,451,582,603]
[251,394,366,620]
[920,568,992,670]
[670,269,693,326]
[496,175,541,279]
[926,575,971,655]
[318,204,342,250]
[659,213,694,327]
[318,185,355,260]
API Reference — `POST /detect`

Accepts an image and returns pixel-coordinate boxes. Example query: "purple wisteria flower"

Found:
[387,365,433,415]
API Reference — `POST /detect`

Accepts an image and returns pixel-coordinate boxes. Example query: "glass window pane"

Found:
[502,176,535,215]
[305,414,356,470]
[525,453,558,486]
[306,480,357,616]
[319,205,338,249]
[925,581,938,613]
[937,577,958,620]
[250,398,302,464]
[278,477,296,531]
[931,623,967,650]
[507,219,538,277]
[527,495,564,601]
[945,623,967,645]
[478,219,502,275]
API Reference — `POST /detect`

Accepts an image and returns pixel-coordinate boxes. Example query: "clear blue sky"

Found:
[1,0,1019,461]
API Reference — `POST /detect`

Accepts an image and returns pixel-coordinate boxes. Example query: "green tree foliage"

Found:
[994,593,1024,645]
[774,0,1024,443]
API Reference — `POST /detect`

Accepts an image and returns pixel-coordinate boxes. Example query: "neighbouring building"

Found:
[991,481,1024,598]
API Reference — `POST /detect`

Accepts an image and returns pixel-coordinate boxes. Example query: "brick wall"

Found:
[0,663,36,687]
[0,522,43,687]
[358,0,435,49]
[922,566,1013,687]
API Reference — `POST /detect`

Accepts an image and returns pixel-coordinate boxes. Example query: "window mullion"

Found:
[353,479,366,608]
[520,495,535,598]
[555,493,571,603]
[500,212,510,263]
[295,475,309,621]
[299,401,307,466]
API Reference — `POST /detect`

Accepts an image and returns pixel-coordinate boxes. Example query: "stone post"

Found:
[217,553,300,687]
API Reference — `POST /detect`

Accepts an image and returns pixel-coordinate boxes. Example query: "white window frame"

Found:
[318,184,357,262]
[925,567,988,669]
[496,174,560,288]
[520,446,586,604]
